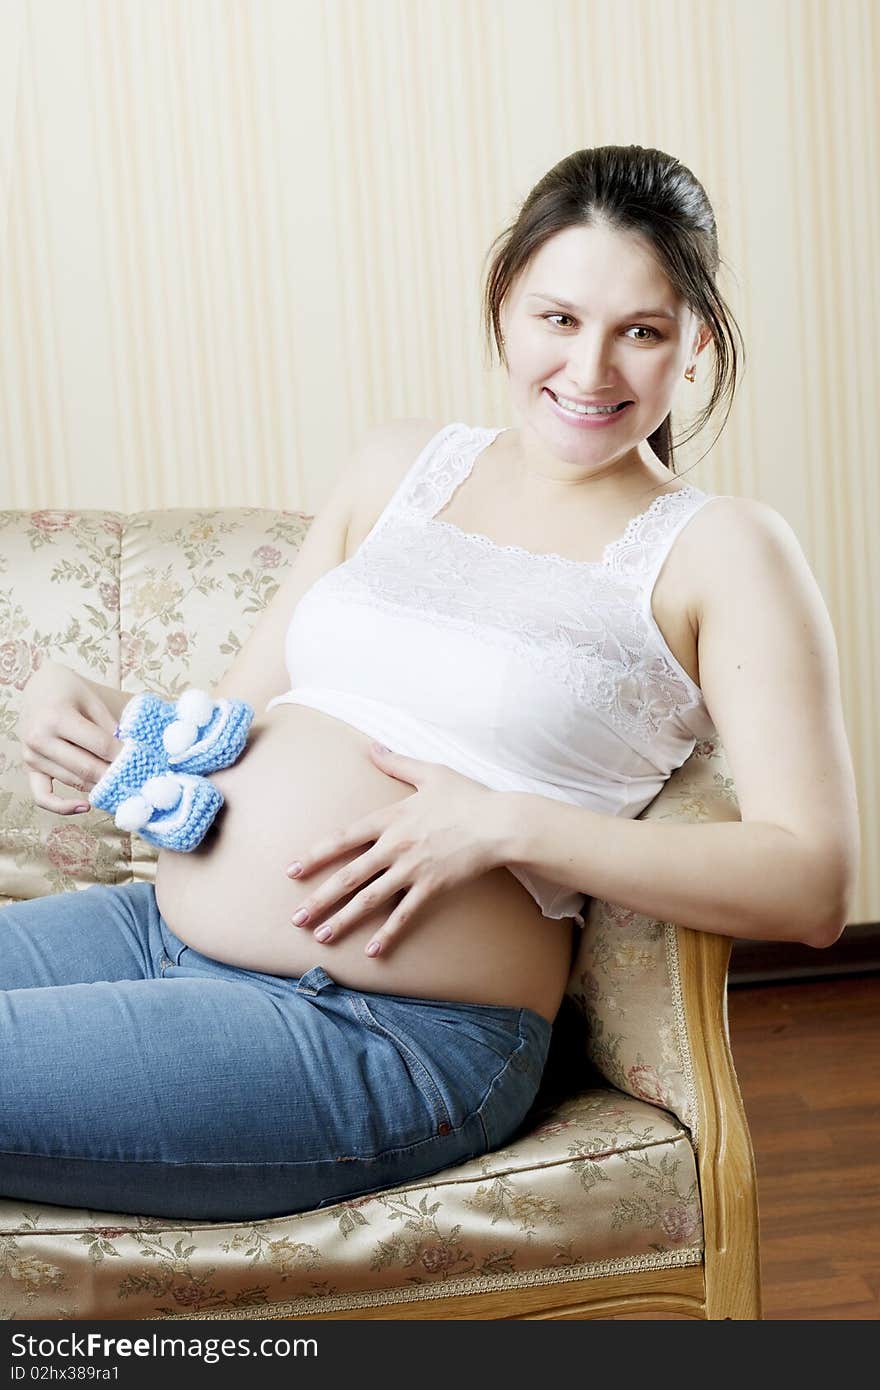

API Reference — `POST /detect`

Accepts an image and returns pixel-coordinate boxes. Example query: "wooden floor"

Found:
[726,973,880,1319]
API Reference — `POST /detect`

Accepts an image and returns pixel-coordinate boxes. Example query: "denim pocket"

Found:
[347,994,453,1135]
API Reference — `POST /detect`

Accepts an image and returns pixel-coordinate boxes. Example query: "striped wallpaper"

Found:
[0,0,876,921]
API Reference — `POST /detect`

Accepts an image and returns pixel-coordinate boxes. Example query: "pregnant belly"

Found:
[153,704,576,1024]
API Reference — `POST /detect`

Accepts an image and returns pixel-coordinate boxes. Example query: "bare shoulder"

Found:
[346,417,449,553]
[683,493,803,629]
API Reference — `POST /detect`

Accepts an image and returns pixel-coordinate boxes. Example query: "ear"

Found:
[694,323,713,357]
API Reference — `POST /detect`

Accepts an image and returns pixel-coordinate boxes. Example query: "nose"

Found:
[563,331,621,395]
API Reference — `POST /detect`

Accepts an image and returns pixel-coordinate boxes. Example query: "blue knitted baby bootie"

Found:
[116,688,254,775]
[89,739,224,852]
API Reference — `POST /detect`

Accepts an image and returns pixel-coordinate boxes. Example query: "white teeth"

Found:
[552,392,626,416]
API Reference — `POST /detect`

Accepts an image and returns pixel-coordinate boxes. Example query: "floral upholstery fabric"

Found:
[0,1090,699,1320]
[573,738,741,1146]
[0,508,740,1320]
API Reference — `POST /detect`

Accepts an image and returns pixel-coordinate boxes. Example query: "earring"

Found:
[684,364,696,382]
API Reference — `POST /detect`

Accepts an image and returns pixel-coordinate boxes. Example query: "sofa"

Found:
[0,504,761,1320]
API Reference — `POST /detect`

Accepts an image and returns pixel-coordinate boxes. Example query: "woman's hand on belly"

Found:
[154,705,571,1018]
[284,741,512,958]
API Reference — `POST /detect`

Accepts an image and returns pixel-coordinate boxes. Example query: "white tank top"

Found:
[267,421,726,929]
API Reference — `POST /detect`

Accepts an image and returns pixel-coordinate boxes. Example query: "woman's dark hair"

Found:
[481,144,744,475]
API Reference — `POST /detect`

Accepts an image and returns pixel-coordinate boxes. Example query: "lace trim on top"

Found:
[377,421,701,578]
[322,423,713,756]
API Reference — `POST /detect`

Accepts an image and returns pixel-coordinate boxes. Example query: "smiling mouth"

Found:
[545,389,633,413]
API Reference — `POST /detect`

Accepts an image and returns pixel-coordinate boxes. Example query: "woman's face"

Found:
[499,222,709,471]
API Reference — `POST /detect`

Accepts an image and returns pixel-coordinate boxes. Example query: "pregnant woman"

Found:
[8,145,859,1221]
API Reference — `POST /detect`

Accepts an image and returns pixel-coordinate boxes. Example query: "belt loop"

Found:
[295,965,336,996]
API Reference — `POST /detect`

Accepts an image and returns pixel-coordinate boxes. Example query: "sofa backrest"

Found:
[0,507,740,1131]
[0,507,307,895]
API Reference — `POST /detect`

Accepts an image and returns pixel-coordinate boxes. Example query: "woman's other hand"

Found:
[19,660,123,814]
[284,743,512,958]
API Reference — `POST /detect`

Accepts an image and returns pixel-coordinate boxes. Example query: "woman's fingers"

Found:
[23,737,105,795]
[286,812,389,880]
[26,767,90,814]
[363,882,431,958]
[17,665,122,815]
[25,724,119,811]
[292,849,402,938]
[64,706,123,770]
[23,710,121,794]
[24,746,88,791]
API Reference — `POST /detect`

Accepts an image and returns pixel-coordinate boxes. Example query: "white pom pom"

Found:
[176,689,215,727]
[163,717,198,757]
[141,774,182,810]
[115,794,153,831]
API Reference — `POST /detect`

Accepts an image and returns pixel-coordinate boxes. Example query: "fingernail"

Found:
[365,940,381,957]
[292,908,309,926]
[287,862,303,877]
[314,926,332,942]
[75,804,90,814]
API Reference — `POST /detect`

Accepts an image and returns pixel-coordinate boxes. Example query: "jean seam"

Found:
[518,1008,552,1087]
[476,1010,543,1150]
[0,1141,480,1167]
[346,995,453,1132]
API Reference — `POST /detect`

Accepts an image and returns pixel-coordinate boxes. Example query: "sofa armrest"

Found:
[564,735,743,1138]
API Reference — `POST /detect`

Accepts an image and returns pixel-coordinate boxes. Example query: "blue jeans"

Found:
[0,882,552,1221]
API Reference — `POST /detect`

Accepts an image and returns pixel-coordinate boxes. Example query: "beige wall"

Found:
[1,0,876,921]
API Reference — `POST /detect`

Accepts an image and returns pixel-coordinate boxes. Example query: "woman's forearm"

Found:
[494,792,846,949]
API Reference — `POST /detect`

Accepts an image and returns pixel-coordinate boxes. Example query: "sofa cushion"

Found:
[0,1085,701,1320]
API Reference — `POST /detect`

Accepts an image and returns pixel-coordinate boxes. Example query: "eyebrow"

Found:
[526,293,678,321]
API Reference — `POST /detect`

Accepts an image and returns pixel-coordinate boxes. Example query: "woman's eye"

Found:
[541,313,661,342]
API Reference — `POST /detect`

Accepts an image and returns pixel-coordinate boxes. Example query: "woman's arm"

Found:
[496,802,842,947]
[496,498,860,950]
